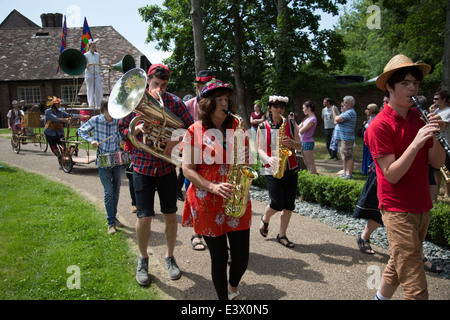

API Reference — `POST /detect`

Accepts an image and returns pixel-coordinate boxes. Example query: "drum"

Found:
[97,151,131,168]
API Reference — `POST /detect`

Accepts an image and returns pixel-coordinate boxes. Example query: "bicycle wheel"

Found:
[61,148,74,173]
[39,134,48,152]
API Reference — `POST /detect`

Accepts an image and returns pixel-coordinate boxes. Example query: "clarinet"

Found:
[411,96,450,157]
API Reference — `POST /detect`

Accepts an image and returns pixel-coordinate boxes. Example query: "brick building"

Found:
[0,10,150,127]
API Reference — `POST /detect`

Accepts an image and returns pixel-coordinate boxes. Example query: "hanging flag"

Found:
[56,15,67,74]
[80,17,93,53]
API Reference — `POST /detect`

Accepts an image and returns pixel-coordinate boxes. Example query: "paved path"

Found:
[1,138,448,300]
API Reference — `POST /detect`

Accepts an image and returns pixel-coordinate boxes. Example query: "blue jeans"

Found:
[98,165,122,225]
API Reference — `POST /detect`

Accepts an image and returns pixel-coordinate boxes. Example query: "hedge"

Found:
[252,165,450,247]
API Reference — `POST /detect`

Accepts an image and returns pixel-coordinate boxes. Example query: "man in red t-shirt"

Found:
[365,54,446,300]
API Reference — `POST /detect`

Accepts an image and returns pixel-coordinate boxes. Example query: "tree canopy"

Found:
[139,0,347,109]
[334,0,447,82]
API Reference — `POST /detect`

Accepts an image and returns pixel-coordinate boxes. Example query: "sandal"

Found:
[228,291,246,300]
[356,233,375,254]
[259,215,269,238]
[423,257,442,273]
[191,234,206,251]
[277,234,295,248]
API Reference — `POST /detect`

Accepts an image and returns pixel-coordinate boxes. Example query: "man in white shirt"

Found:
[321,97,339,160]
[84,39,103,108]
[432,90,450,197]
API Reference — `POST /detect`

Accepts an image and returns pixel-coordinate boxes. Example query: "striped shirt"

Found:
[77,114,122,157]
[119,91,194,177]
[334,108,357,141]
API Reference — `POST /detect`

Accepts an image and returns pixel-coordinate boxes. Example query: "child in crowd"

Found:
[78,98,124,234]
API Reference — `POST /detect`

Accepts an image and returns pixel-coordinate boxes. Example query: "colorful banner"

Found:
[80,17,93,53]
[56,15,67,74]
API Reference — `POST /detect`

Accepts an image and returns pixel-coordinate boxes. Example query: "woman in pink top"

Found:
[298,101,318,174]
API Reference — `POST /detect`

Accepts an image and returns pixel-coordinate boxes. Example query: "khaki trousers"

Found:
[381,209,430,300]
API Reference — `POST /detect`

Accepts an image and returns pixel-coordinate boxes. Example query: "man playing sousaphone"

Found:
[118,64,194,286]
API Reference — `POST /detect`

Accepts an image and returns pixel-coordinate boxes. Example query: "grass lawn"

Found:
[0,163,161,300]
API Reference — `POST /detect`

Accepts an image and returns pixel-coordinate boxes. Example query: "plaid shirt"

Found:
[77,114,122,164]
[119,91,194,177]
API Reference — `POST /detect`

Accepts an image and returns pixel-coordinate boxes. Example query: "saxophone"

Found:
[272,114,293,179]
[223,110,258,218]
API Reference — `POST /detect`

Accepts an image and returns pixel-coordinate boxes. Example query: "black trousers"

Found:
[324,128,337,158]
[203,229,250,300]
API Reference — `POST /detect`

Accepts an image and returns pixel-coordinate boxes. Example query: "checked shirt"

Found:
[118,91,194,177]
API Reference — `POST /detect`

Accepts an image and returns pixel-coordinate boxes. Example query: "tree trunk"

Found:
[190,0,207,74]
[232,0,251,128]
[442,0,450,91]
[274,0,291,95]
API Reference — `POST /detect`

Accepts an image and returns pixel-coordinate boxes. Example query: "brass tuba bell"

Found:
[108,68,185,166]
[58,48,87,76]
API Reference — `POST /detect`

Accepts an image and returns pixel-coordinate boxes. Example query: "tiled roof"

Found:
[0,9,40,28]
[0,24,148,94]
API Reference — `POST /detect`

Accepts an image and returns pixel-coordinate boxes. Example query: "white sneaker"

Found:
[108,225,116,234]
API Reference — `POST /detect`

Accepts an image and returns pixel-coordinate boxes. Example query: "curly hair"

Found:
[197,88,236,130]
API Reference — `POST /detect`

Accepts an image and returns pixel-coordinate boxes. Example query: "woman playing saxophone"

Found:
[257,95,301,248]
[181,79,251,300]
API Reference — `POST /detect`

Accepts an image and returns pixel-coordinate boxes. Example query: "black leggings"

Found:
[203,229,250,300]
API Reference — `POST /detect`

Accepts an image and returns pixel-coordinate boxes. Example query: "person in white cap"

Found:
[84,39,103,108]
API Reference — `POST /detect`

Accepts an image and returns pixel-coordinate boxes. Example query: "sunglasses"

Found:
[270,104,286,109]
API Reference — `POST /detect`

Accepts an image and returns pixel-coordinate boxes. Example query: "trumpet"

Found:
[440,165,450,182]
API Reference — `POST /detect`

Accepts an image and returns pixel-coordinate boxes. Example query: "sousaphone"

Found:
[108,68,185,166]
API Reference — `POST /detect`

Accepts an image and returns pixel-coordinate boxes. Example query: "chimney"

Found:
[55,13,63,27]
[40,13,63,28]
[40,14,48,27]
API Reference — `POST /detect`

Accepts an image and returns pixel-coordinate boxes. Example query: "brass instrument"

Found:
[440,165,450,182]
[88,54,136,73]
[108,68,185,166]
[223,110,258,218]
[58,48,87,76]
[273,114,292,179]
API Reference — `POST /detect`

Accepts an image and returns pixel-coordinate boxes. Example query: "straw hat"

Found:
[376,54,431,90]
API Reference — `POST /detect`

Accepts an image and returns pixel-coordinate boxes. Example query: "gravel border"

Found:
[250,185,450,279]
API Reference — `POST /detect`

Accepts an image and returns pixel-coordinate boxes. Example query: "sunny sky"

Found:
[0,0,350,65]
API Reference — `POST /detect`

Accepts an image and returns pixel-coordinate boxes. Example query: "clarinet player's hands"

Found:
[412,123,441,150]
[426,113,446,132]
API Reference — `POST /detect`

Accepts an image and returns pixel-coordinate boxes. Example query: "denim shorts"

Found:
[302,142,315,151]
[133,170,177,217]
